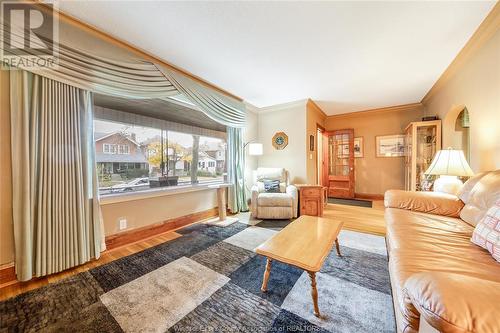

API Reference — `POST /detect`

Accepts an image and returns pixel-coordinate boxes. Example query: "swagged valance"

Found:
[1,22,246,127]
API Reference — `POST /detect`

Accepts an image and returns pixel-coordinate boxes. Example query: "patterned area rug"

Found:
[0,220,395,332]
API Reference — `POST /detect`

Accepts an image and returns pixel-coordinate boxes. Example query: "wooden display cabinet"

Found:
[404,120,442,191]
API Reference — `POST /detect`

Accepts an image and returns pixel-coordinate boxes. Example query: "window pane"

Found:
[94,117,226,196]
[94,119,157,196]
[166,130,193,185]
[198,137,226,184]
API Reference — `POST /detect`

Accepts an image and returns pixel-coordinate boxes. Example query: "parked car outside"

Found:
[110,177,150,193]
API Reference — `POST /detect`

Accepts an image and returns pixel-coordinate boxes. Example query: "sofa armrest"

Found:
[405,272,500,333]
[384,190,464,217]
[286,185,298,218]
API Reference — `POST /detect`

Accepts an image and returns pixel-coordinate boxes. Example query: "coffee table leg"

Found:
[308,271,320,317]
[261,258,272,292]
[335,238,341,257]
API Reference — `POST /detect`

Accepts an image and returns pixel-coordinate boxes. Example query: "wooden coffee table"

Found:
[255,215,343,317]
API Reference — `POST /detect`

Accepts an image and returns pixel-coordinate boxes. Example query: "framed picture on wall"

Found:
[309,135,314,151]
[354,137,363,158]
[376,134,405,157]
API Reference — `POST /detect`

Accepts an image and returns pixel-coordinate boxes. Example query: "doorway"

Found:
[455,108,470,162]
[324,129,355,198]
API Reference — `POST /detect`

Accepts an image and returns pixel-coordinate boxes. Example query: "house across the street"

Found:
[95,132,149,178]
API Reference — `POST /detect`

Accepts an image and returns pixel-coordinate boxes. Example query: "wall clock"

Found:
[272,132,288,150]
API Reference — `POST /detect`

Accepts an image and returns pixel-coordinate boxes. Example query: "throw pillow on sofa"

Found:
[471,200,500,263]
[457,171,489,203]
[460,169,500,226]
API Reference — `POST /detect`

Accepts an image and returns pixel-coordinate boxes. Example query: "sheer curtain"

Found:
[10,70,103,281]
[227,127,248,213]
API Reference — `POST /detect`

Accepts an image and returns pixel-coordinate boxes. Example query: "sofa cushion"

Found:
[405,272,500,333]
[384,190,463,217]
[471,200,500,263]
[385,208,473,254]
[460,170,500,226]
[457,171,489,203]
[389,248,500,333]
[257,193,293,207]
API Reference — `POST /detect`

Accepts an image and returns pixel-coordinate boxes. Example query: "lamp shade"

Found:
[424,148,474,177]
[248,143,263,156]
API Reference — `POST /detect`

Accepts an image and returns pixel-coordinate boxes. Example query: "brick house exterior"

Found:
[95,132,149,176]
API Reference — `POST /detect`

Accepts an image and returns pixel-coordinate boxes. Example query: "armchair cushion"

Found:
[384,190,464,218]
[257,193,293,207]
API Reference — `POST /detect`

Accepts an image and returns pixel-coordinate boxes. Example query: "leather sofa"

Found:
[384,170,500,333]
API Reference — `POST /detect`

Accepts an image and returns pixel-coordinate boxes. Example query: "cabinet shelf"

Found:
[404,120,442,192]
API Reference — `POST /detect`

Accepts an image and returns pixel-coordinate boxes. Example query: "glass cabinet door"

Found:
[405,120,441,191]
[416,125,438,191]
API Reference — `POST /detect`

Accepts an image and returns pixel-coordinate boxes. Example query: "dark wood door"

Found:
[324,129,355,198]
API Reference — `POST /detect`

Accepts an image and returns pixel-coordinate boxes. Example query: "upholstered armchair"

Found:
[250,168,298,219]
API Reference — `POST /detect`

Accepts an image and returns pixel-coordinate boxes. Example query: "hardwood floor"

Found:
[0,200,386,301]
[324,200,386,236]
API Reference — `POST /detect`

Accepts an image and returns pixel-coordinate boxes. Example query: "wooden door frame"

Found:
[316,124,326,186]
[324,128,355,198]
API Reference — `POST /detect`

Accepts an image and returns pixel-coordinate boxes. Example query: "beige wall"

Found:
[423,27,500,172]
[257,101,308,184]
[306,100,326,184]
[0,68,15,265]
[325,105,424,195]
[244,105,259,190]
[101,190,217,235]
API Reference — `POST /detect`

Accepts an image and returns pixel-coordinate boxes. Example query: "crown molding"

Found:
[34,1,243,102]
[326,103,424,119]
[257,99,309,114]
[244,102,260,115]
[306,99,328,119]
[421,2,500,104]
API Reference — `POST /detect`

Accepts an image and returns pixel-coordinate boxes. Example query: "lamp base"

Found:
[433,175,463,196]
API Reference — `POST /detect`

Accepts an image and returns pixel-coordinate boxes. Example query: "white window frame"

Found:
[119,144,130,154]
[103,143,117,154]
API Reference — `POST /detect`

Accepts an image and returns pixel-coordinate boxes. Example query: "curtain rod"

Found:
[33,1,244,102]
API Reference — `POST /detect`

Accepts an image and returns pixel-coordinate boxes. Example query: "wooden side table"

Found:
[295,184,325,217]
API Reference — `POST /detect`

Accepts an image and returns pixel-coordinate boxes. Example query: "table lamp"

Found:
[424,148,474,195]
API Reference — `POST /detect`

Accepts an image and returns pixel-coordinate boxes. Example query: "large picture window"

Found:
[94,119,226,196]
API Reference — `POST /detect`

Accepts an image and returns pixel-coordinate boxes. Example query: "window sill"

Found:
[99,183,221,205]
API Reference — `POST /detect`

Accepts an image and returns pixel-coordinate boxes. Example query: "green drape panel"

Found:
[158,66,246,128]
[10,70,103,281]
[227,127,248,213]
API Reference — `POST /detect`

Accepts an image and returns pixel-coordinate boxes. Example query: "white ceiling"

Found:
[58,1,495,115]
